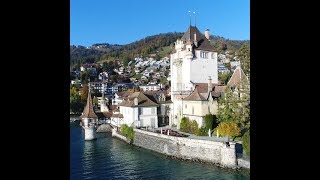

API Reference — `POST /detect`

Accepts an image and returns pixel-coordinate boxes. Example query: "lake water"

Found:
[70,122,250,179]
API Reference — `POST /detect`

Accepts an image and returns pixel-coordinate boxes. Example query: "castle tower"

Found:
[170,25,218,128]
[80,84,98,140]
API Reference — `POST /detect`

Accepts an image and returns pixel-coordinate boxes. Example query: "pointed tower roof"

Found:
[181,26,215,51]
[80,87,98,119]
[227,66,248,87]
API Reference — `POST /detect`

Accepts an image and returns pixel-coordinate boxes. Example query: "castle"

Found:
[170,25,221,129]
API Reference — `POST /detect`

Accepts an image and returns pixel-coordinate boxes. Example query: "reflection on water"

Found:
[82,141,95,177]
[71,123,250,179]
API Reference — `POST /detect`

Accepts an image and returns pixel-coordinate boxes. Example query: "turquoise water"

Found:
[70,122,250,179]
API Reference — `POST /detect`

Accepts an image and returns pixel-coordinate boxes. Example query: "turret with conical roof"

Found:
[80,83,98,141]
[80,84,98,119]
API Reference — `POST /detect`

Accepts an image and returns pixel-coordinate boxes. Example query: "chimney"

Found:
[208,76,213,93]
[134,97,138,106]
[205,29,210,40]
[194,33,198,47]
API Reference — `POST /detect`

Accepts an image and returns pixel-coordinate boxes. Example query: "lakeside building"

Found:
[170,25,224,129]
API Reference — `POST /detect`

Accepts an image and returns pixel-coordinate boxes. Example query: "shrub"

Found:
[204,114,218,132]
[190,120,198,134]
[180,117,190,132]
[216,122,240,140]
[196,127,207,136]
[120,124,135,141]
[242,130,250,156]
[179,117,198,134]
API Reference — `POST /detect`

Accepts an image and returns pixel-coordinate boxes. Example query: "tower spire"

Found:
[80,81,97,119]
[188,11,192,26]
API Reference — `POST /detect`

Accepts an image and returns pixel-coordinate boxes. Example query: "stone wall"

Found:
[133,129,240,168]
[96,124,113,132]
[237,158,250,169]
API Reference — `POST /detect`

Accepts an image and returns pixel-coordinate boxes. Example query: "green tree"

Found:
[70,87,83,113]
[120,124,135,142]
[217,79,250,131]
[190,120,198,134]
[218,72,231,85]
[204,114,218,132]
[236,44,250,77]
[180,117,189,132]
[179,117,198,134]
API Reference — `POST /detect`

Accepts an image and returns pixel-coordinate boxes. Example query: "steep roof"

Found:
[80,90,98,119]
[227,66,248,87]
[212,85,227,98]
[183,86,208,101]
[143,90,172,104]
[193,83,219,93]
[184,83,227,100]
[181,26,215,51]
[118,92,158,107]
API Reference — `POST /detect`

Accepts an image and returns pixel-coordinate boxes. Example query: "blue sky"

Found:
[71,0,250,46]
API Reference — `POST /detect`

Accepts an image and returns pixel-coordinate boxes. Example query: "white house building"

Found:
[118,92,159,128]
[139,84,160,91]
[170,25,219,129]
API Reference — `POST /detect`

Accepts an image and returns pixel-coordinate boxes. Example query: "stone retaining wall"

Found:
[133,129,240,168]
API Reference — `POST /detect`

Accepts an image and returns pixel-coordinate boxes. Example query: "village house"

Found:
[144,90,172,127]
[118,92,159,128]
[180,78,226,128]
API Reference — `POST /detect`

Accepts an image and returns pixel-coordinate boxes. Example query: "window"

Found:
[192,106,194,115]
[200,51,208,59]
[185,104,187,109]
[151,108,155,114]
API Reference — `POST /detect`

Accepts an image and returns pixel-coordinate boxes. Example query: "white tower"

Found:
[80,84,98,140]
[170,25,218,129]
